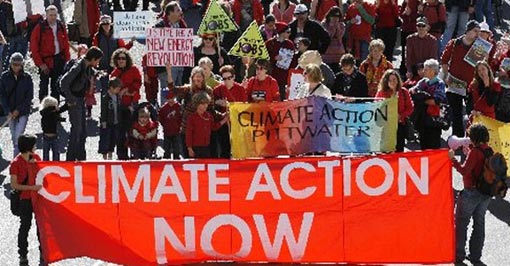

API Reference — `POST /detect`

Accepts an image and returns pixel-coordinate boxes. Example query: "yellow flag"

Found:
[228,21,269,60]
[197,0,238,34]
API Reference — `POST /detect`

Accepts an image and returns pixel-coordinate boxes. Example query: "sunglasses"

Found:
[222,75,234,80]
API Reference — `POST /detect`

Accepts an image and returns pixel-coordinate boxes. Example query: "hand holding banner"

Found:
[197,0,238,34]
[228,21,269,60]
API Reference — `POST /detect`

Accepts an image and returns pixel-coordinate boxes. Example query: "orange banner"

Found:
[33,150,454,265]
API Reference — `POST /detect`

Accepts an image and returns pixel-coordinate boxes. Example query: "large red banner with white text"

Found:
[32,150,454,265]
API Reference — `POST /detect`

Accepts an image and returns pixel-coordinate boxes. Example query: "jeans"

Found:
[18,199,43,260]
[66,99,87,161]
[447,92,466,137]
[474,0,494,30]
[163,135,182,159]
[360,40,369,63]
[440,7,469,52]
[98,125,121,155]
[43,135,60,161]
[39,54,65,102]
[9,115,28,156]
[455,188,491,262]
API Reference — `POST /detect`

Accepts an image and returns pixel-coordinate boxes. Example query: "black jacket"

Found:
[332,69,369,99]
[100,92,120,126]
[289,19,331,54]
[61,58,94,102]
[0,69,33,116]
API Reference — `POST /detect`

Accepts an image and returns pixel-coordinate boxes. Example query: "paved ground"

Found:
[0,1,510,266]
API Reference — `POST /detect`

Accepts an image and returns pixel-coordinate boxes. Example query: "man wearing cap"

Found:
[405,16,438,80]
[344,0,376,61]
[0,53,34,156]
[30,5,70,103]
[289,4,331,54]
[441,20,480,137]
[266,22,295,100]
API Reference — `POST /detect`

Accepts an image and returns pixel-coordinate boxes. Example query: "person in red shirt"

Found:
[30,5,70,102]
[449,123,494,266]
[468,61,501,120]
[375,0,400,61]
[9,134,43,266]
[344,0,376,61]
[110,48,142,159]
[129,107,158,159]
[246,59,280,102]
[265,22,295,100]
[142,54,159,105]
[186,92,229,158]
[159,92,183,159]
[376,69,414,152]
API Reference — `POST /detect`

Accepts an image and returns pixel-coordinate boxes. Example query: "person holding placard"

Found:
[265,22,294,100]
[245,59,280,103]
[441,20,480,137]
[468,61,501,120]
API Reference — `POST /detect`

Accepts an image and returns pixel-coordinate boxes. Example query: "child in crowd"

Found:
[186,92,229,158]
[99,77,122,160]
[40,96,66,161]
[158,92,183,159]
[9,134,43,266]
[130,107,158,159]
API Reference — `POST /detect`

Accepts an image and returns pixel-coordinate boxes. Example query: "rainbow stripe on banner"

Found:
[229,97,398,158]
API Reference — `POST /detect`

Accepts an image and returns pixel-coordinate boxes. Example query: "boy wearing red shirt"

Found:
[159,92,183,159]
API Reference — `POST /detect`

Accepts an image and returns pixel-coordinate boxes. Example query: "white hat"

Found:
[294,4,308,14]
[479,22,491,33]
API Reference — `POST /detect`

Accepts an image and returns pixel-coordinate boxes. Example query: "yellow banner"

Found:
[473,114,510,160]
[228,21,269,60]
[197,0,238,34]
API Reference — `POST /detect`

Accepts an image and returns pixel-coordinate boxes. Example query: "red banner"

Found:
[33,150,454,265]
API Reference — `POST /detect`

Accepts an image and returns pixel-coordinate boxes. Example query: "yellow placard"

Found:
[197,0,238,34]
[228,21,269,60]
[473,114,510,161]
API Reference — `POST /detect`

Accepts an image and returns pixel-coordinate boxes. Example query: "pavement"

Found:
[0,1,509,266]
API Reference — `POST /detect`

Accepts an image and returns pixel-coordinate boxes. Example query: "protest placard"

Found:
[113,11,153,39]
[464,38,493,67]
[287,69,305,100]
[228,21,269,60]
[145,28,194,67]
[498,58,510,88]
[198,0,238,34]
[473,114,510,163]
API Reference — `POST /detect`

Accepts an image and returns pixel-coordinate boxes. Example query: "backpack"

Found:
[57,59,79,98]
[474,147,508,197]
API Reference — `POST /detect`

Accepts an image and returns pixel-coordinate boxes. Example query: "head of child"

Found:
[18,134,37,156]
[77,44,89,57]
[192,92,211,115]
[467,123,489,146]
[167,92,176,105]
[108,77,122,95]
[137,107,151,126]
[40,96,58,111]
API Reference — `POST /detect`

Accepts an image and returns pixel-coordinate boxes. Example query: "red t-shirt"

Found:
[186,112,222,148]
[10,153,41,200]
[246,76,280,102]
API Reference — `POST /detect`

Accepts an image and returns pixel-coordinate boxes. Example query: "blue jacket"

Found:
[0,69,34,116]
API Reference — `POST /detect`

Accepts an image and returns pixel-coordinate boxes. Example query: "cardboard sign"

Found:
[113,11,153,39]
[146,28,194,67]
[464,38,493,67]
[287,69,305,100]
[473,114,510,162]
[498,58,510,88]
[197,0,238,34]
[34,151,454,265]
[228,21,269,60]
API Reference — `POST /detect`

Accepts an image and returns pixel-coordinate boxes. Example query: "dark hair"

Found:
[297,37,311,47]
[18,134,37,154]
[111,48,133,69]
[265,14,276,24]
[378,69,402,93]
[411,63,424,77]
[219,65,235,76]
[85,46,103,61]
[472,61,495,89]
[164,1,180,16]
[468,123,490,145]
[255,58,270,70]
[109,77,122,89]
[324,6,343,23]
[340,53,356,66]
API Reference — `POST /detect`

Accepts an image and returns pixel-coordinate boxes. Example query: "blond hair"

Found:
[298,50,322,69]
[40,96,58,111]
[304,64,323,83]
[369,39,385,52]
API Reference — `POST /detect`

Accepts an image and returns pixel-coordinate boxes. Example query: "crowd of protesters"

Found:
[0,1,509,265]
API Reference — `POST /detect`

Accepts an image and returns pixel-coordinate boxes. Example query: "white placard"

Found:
[287,70,305,100]
[113,11,153,39]
[145,28,194,67]
[12,0,45,24]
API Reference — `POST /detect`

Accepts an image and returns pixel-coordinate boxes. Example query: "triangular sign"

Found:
[197,0,238,34]
[228,21,269,60]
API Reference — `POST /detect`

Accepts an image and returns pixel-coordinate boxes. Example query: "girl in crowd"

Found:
[409,58,447,150]
[10,134,43,266]
[40,96,66,161]
[321,6,346,74]
[359,39,394,97]
[110,48,142,159]
[186,92,229,158]
[194,33,231,75]
[295,63,332,99]
[468,61,501,120]
[376,69,414,152]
